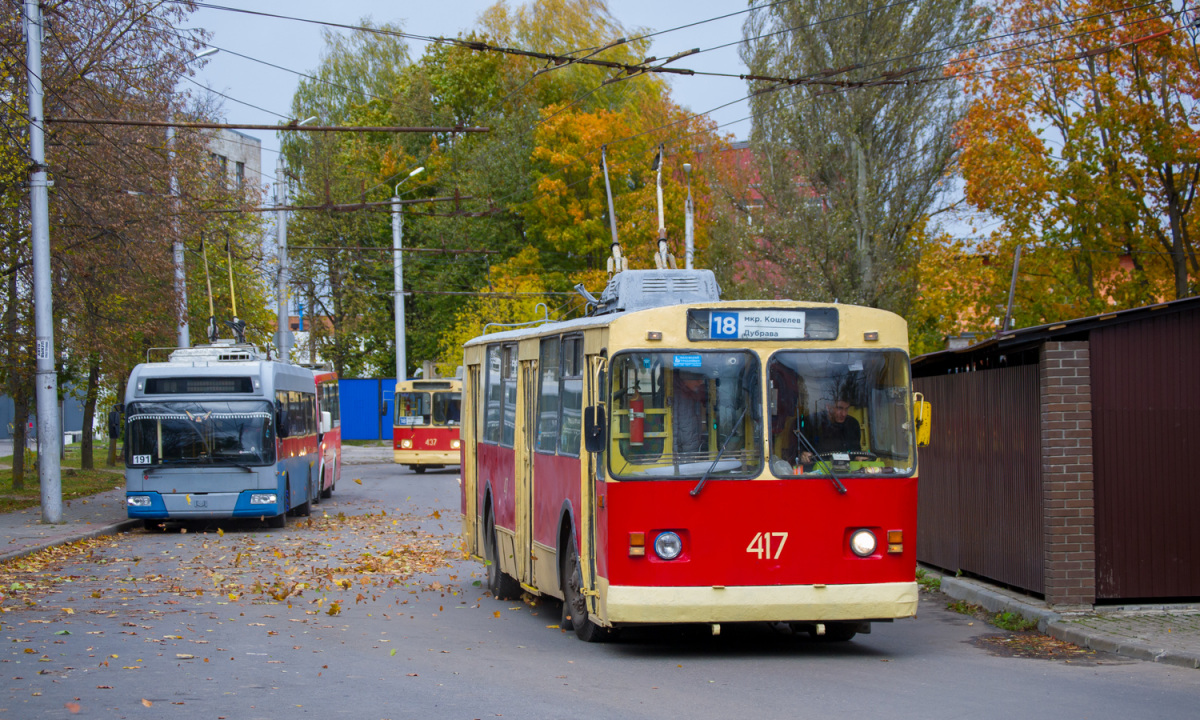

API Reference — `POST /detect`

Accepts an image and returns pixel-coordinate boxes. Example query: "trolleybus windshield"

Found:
[767,350,914,478]
[126,400,275,467]
[608,350,762,479]
[396,392,461,427]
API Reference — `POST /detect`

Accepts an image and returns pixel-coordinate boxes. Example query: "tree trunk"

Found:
[5,269,22,490]
[81,353,100,471]
[106,374,126,467]
[11,388,28,491]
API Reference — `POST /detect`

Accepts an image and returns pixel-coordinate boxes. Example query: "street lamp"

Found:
[274,115,320,362]
[392,165,424,381]
[172,47,220,348]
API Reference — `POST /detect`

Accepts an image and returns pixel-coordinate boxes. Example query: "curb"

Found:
[935,571,1200,670]
[938,574,1062,632]
[1044,621,1200,669]
[0,519,141,565]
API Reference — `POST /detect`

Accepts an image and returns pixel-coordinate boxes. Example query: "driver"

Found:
[800,397,861,462]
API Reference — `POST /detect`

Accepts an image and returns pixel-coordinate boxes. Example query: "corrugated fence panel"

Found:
[339,379,397,441]
[1092,307,1200,601]
[915,365,1044,594]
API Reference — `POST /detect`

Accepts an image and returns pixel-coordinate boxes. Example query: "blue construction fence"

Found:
[0,379,397,442]
[339,378,398,441]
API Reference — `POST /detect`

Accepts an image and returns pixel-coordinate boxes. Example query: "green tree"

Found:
[737,0,982,312]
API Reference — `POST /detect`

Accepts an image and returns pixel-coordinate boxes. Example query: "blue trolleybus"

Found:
[124,341,320,529]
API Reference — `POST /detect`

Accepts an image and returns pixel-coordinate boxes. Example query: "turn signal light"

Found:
[887,529,903,554]
[629,531,645,557]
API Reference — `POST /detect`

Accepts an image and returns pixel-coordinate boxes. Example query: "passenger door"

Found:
[514,358,538,587]
[463,364,480,557]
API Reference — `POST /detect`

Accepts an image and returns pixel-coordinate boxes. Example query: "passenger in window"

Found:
[672,371,709,455]
[801,397,861,461]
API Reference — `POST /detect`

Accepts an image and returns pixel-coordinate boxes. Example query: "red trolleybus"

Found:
[393,378,462,473]
[312,367,342,501]
[124,341,321,529]
[461,269,930,642]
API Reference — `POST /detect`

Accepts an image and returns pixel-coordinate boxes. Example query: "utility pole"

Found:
[169,126,189,348]
[275,156,291,361]
[23,0,62,523]
[392,166,424,382]
[1001,244,1023,334]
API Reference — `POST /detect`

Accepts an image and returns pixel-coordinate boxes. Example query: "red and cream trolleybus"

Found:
[311,367,342,500]
[393,377,462,473]
[124,341,322,529]
[460,269,930,642]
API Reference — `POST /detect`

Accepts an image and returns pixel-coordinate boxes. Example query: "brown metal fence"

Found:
[915,364,1044,594]
[1091,306,1200,601]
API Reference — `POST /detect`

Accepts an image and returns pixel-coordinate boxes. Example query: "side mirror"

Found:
[320,410,332,435]
[584,406,606,454]
[914,393,931,448]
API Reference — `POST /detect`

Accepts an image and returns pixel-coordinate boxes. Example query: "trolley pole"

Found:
[684,163,695,270]
[275,156,291,362]
[24,0,63,523]
[392,166,423,381]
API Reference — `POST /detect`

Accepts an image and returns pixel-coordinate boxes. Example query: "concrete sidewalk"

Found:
[938,571,1200,669]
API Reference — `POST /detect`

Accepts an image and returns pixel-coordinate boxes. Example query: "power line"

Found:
[45,117,490,133]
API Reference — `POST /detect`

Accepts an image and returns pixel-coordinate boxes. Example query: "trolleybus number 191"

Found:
[746,531,789,560]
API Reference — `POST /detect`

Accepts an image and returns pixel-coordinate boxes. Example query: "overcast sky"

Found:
[184,1,754,189]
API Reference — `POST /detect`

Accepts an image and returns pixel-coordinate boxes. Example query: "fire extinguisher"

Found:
[629,392,645,446]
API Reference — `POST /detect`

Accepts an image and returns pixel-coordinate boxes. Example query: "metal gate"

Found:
[915,364,1044,594]
[1091,307,1200,600]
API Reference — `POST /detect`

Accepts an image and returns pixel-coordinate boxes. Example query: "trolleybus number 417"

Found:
[746,531,789,560]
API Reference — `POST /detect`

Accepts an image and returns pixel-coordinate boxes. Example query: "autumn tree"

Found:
[737,0,982,312]
[282,1,714,377]
[0,1,255,473]
[955,0,1198,324]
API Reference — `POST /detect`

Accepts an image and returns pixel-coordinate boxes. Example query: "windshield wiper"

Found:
[794,421,847,495]
[690,405,748,497]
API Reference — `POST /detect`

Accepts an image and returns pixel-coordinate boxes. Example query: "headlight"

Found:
[451,439,461,449]
[126,495,151,507]
[250,493,278,505]
[653,531,683,560]
[850,529,877,557]
[400,439,413,449]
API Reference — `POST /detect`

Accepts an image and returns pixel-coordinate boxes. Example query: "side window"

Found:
[536,337,560,454]
[275,390,288,432]
[501,344,517,448]
[484,346,502,444]
[559,336,583,457]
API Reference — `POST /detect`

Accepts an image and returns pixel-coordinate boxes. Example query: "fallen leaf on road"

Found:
[141,699,153,707]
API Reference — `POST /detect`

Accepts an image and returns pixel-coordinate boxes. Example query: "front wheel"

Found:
[561,538,613,643]
[413,465,426,475]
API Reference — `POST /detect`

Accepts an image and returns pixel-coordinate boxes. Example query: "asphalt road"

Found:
[2,459,1197,719]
